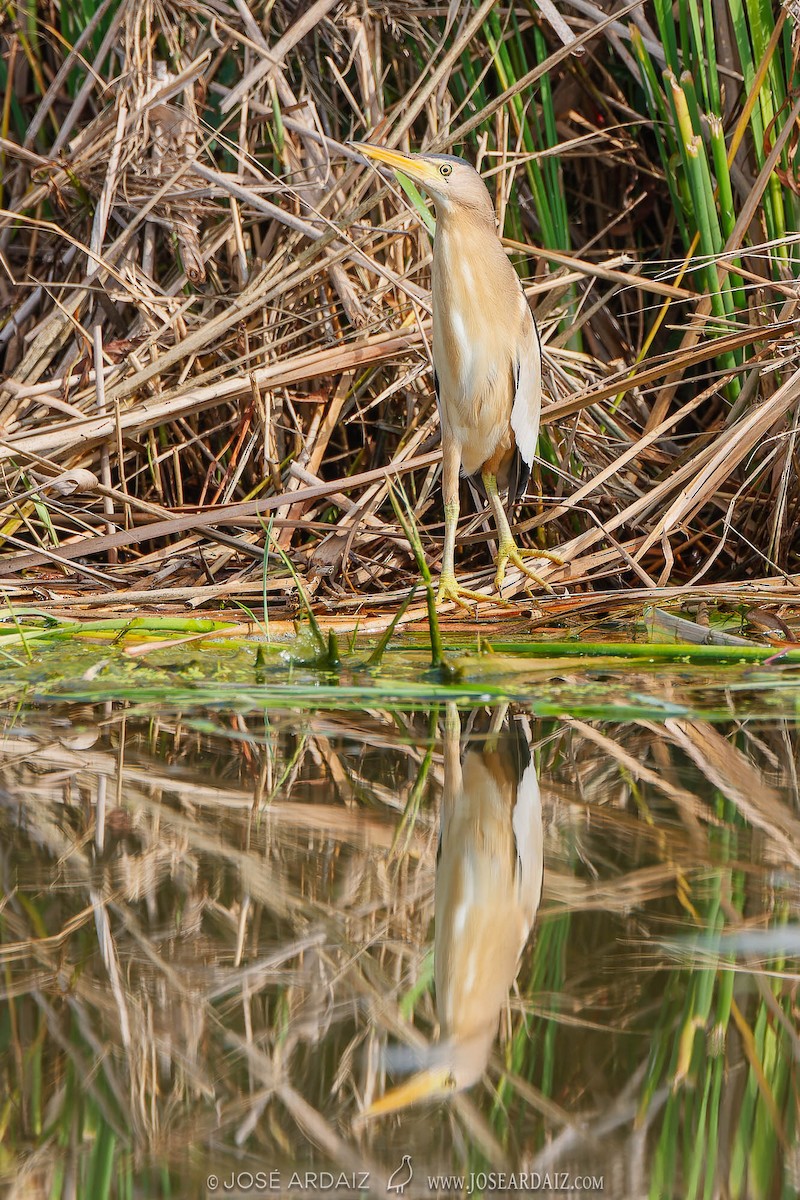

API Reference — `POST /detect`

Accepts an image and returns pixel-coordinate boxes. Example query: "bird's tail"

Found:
[463,707,532,784]
[467,444,530,505]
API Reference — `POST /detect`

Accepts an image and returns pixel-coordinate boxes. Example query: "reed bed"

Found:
[2,0,800,620]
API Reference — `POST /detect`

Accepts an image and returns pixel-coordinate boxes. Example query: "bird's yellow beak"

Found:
[363,1066,455,1117]
[355,142,437,186]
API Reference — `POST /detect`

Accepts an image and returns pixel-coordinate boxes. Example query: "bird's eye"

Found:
[439,163,453,177]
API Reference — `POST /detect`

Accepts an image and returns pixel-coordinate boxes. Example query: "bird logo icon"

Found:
[386,1154,413,1194]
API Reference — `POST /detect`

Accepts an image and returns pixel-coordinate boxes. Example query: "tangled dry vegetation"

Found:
[1,0,800,621]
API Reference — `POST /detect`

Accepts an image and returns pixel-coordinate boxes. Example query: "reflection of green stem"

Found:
[86,1109,116,1200]
[390,705,436,857]
[399,946,434,1020]
[645,773,793,1200]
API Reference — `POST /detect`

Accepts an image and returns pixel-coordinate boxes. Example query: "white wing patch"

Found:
[450,307,473,393]
[512,754,544,922]
[509,313,542,471]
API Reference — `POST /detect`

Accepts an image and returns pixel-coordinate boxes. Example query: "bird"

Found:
[386,1154,413,1194]
[365,703,544,1113]
[356,142,563,607]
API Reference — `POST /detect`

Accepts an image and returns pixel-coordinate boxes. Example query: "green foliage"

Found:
[631,0,800,386]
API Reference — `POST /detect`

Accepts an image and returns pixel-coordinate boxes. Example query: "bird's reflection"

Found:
[368,702,544,1113]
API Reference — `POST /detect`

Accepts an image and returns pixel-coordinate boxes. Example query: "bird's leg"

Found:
[442,702,462,798]
[481,471,563,594]
[436,442,490,607]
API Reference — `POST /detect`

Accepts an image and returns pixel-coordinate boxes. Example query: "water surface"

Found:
[1,656,798,1198]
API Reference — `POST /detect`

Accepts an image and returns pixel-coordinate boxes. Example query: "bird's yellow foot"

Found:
[436,572,493,609]
[494,541,564,594]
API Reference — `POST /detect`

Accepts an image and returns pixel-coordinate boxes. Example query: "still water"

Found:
[1,664,799,1198]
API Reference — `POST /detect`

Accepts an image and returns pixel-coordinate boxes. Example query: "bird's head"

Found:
[363,1063,459,1118]
[361,1029,493,1118]
[355,143,494,220]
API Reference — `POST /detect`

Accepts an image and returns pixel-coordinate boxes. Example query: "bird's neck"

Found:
[435,203,498,241]
[433,205,508,281]
[432,205,512,309]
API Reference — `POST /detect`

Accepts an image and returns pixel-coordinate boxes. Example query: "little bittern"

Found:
[357,143,562,606]
[366,704,543,1113]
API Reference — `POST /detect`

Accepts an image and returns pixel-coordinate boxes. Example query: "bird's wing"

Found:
[509,310,542,471]
[512,753,544,921]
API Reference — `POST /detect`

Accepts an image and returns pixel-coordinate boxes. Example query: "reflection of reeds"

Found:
[1,705,797,1196]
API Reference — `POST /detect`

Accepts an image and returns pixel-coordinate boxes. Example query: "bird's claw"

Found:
[494,542,563,595]
[436,573,493,610]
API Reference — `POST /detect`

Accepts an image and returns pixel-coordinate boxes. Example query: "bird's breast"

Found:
[432,218,525,472]
[433,257,483,401]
